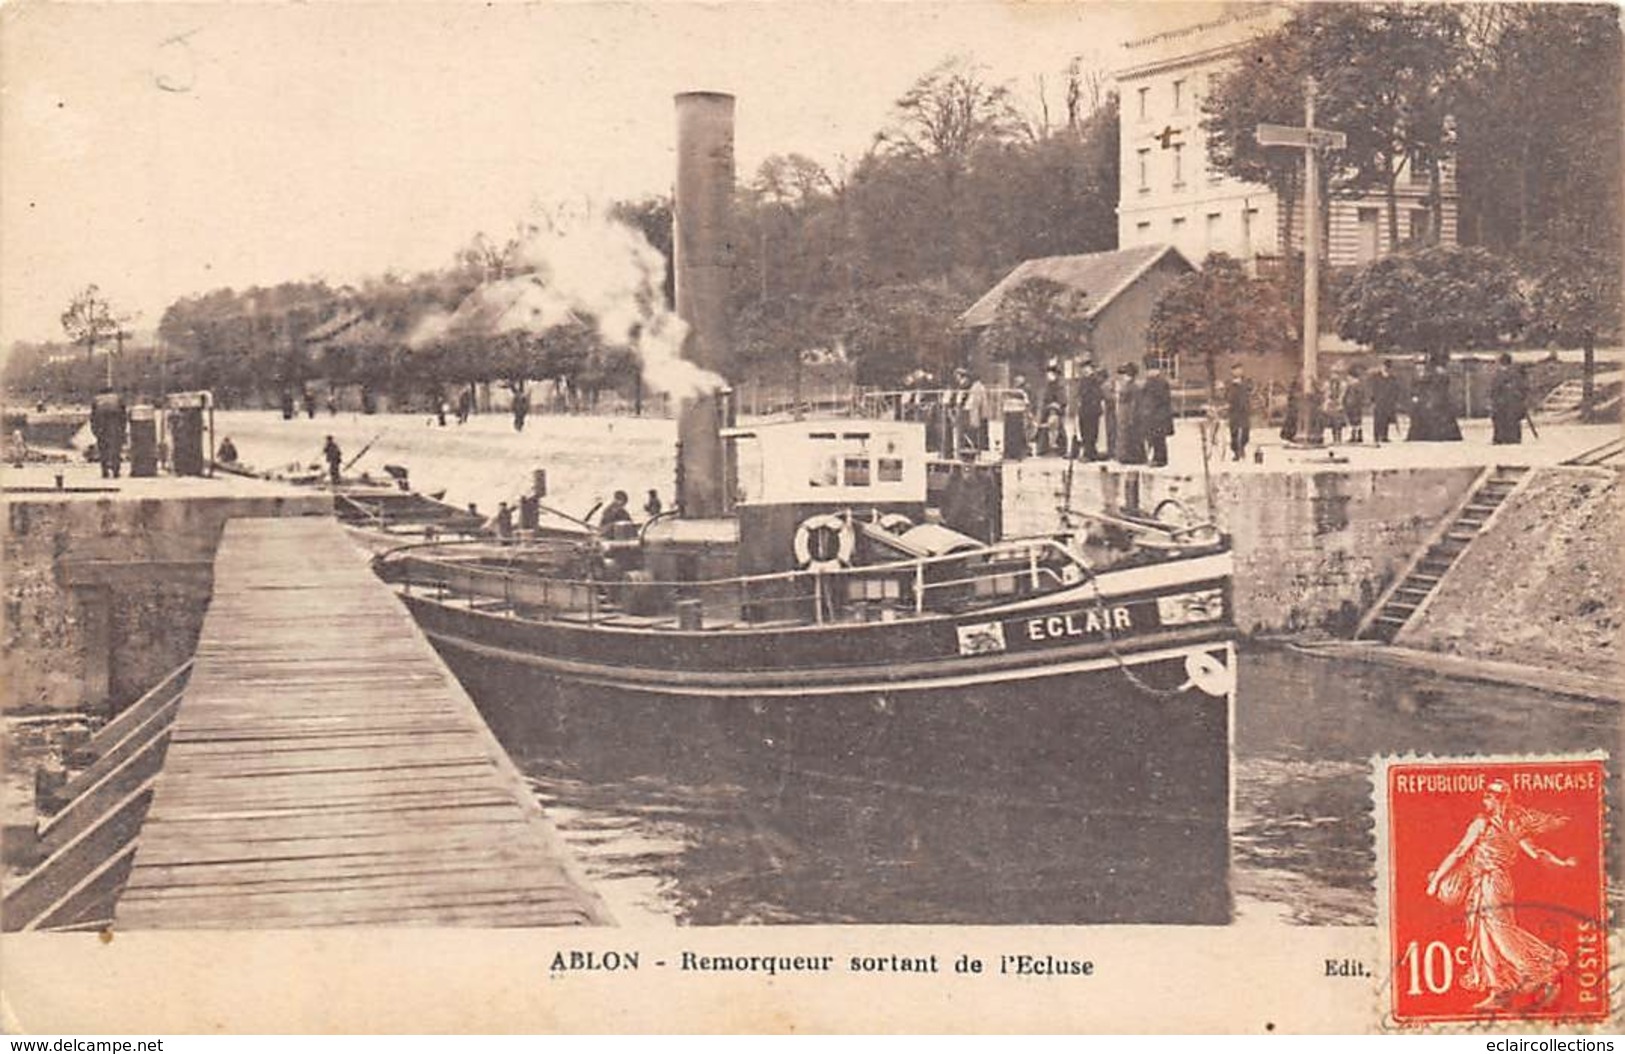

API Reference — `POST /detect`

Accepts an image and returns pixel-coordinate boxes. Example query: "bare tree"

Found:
[60,284,123,367]
[880,55,1020,171]
[1064,55,1109,131]
[879,56,1020,270]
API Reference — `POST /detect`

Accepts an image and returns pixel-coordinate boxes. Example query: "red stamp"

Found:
[1376,755,1610,1024]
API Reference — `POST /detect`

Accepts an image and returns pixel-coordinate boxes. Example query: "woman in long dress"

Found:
[1426,779,1577,1009]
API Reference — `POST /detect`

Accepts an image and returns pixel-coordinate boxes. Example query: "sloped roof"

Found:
[958,244,1194,329]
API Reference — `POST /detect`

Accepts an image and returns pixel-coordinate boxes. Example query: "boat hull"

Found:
[410,594,1235,923]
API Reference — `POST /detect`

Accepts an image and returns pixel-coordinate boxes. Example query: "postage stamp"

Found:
[1374,754,1611,1025]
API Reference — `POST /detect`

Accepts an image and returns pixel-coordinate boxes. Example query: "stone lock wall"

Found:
[3,494,329,714]
[1002,461,1480,635]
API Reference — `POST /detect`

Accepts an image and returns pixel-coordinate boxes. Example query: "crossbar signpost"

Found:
[1257,79,1347,444]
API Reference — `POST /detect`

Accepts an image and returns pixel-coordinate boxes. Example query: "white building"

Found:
[1116,3,1457,271]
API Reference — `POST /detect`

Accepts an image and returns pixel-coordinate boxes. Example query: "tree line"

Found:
[6,7,1620,408]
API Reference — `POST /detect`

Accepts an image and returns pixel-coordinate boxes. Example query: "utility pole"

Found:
[1302,80,1320,441]
[109,327,131,388]
[1257,77,1346,444]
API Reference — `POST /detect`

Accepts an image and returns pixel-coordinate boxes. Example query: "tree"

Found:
[1454,5,1622,261]
[1529,245,1622,419]
[977,277,1093,380]
[1148,254,1296,395]
[1203,4,1470,250]
[60,284,124,371]
[879,56,1021,271]
[834,281,974,387]
[1336,245,1526,365]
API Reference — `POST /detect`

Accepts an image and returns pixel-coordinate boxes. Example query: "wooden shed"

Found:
[959,245,1195,381]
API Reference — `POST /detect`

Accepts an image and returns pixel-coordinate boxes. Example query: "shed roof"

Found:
[958,244,1193,329]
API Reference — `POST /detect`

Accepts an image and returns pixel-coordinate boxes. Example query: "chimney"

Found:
[673,91,735,519]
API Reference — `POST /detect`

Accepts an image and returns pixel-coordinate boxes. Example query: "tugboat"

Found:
[373,91,1236,922]
[374,416,1235,877]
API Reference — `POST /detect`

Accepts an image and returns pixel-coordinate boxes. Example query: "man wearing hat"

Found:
[1073,359,1104,461]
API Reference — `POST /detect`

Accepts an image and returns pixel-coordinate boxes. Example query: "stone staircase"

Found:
[1356,465,1532,643]
[1536,374,1622,420]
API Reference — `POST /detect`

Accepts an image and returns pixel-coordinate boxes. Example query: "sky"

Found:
[1,1,1217,348]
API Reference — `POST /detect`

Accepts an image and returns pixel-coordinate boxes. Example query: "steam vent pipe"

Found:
[674,90,735,519]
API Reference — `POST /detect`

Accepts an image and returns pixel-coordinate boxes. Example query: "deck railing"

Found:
[385,536,1081,630]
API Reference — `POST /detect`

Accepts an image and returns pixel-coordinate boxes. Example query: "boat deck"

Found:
[115,517,609,928]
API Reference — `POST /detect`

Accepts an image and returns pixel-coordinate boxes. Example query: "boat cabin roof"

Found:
[722,419,927,507]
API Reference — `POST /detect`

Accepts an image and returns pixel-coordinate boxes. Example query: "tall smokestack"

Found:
[673,91,735,519]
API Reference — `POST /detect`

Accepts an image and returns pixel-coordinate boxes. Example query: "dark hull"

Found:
[438,641,1234,924]
[395,557,1236,922]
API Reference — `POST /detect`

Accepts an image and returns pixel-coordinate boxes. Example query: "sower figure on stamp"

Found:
[1426,779,1576,1010]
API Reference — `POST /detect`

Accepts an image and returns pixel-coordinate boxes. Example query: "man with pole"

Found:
[1257,79,1347,446]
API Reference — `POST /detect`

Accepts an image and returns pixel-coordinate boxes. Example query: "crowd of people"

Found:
[902,351,1539,470]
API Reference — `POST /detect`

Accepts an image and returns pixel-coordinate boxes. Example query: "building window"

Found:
[1205,212,1222,255]
[1241,207,1259,255]
[1172,78,1185,112]
[1408,153,1430,185]
[1135,221,1152,236]
[1137,86,1149,121]
[1171,143,1185,187]
[1356,207,1381,263]
[1137,148,1150,192]
[1409,208,1432,243]
[1171,216,1187,241]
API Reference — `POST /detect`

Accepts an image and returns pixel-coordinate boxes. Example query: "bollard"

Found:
[34,763,68,816]
[676,598,703,631]
[1253,447,1264,464]
[54,472,65,490]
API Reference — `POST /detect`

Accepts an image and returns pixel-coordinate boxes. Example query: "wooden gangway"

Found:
[115,517,608,928]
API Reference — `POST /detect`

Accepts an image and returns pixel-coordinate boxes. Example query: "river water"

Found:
[463,647,1619,927]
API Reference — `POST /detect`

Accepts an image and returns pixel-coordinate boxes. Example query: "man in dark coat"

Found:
[1073,360,1104,461]
[1138,365,1175,467]
[89,388,128,478]
[1115,363,1144,464]
[322,435,343,485]
[1369,361,1399,444]
[1489,352,1528,445]
[1225,364,1252,461]
[512,388,530,432]
[1342,367,1367,444]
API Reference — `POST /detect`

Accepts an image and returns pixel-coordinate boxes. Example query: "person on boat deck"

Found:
[322,435,342,485]
[216,436,239,465]
[643,489,663,518]
[492,501,515,540]
[599,490,634,536]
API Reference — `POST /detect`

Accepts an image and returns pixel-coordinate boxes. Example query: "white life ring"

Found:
[793,513,855,571]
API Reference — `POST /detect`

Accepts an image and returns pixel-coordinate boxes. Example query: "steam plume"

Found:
[414,209,725,401]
